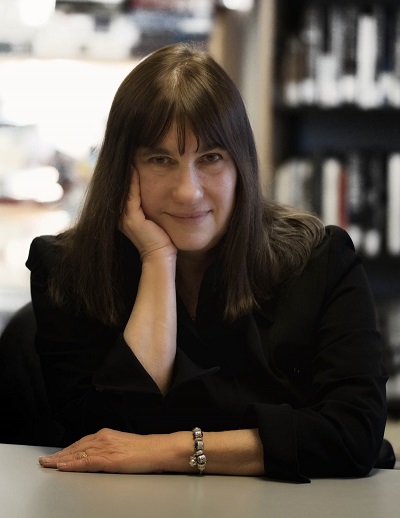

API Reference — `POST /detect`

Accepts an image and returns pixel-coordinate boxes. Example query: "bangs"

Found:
[133,90,229,155]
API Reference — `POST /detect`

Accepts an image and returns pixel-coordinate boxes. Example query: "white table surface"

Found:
[1,443,399,518]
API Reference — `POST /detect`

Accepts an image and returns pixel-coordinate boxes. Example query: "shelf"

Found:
[275,107,400,155]
[275,105,400,115]
[270,0,400,296]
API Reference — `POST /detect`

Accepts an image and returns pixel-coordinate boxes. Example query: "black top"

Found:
[26,226,387,482]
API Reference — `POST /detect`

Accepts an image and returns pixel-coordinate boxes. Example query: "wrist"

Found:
[140,250,177,277]
[158,432,193,473]
[140,245,177,264]
[141,250,177,271]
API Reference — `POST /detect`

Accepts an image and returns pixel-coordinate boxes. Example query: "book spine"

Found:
[316,5,340,107]
[387,153,400,255]
[321,157,342,226]
[391,8,400,106]
[298,4,323,105]
[356,6,379,108]
[363,153,385,257]
[346,152,365,249]
[274,158,314,212]
[338,6,358,104]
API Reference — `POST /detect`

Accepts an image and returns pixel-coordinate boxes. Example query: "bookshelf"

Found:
[270,0,400,414]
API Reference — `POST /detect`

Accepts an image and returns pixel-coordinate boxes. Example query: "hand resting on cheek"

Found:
[119,167,177,261]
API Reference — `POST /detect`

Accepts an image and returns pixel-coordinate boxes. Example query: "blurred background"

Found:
[1,0,399,447]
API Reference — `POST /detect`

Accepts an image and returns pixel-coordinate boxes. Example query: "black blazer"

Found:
[26,226,387,482]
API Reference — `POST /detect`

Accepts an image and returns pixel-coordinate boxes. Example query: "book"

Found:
[387,153,400,255]
[280,36,304,107]
[345,152,365,250]
[274,158,313,212]
[356,6,379,108]
[363,153,385,257]
[321,157,343,226]
[316,5,340,107]
[298,3,323,105]
[390,7,400,106]
[340,5,358,103]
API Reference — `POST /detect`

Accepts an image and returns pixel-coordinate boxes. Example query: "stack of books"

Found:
[279,2,400,108]
[274,151,400,257]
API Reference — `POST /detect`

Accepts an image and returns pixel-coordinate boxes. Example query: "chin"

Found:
[174,240,214,255]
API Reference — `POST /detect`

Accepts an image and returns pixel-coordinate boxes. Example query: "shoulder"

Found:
[278,225,360,297]
[323,224,355,249]
[26,235,61,276]
[296,225,363,301]
[310,225,358,274]
[265,225,367,330]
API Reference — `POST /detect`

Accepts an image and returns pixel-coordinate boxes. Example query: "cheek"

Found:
[219,172,237,210]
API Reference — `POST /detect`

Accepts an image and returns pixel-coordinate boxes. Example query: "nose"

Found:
[172,164,203,204]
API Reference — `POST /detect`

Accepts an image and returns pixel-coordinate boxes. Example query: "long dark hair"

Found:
[49,43,325,325]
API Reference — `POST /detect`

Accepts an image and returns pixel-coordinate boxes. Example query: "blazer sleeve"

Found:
[26,236,163,444]
[248,226,387,482]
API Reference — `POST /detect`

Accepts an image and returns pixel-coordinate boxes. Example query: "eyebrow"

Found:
[136,147,171,157]
[137,144,223,157]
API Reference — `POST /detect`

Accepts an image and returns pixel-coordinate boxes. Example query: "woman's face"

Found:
[134,124,237,258]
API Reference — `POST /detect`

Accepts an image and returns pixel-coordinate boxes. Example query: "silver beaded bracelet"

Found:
[189,427,206,474]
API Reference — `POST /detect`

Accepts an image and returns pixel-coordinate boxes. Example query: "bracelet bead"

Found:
[189,456,198,468]
[192,428,203,441]
[189,427,206,474]
[197,453,206,466]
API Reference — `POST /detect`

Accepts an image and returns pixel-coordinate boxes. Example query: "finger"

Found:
[56,453,111,473]
[56,455,94,473]
[38,434,94,462]
[119,173,146,240]
[39,454,89,470]
[127,167,141,209]
[39,451,89,469]
[119,168,139,231]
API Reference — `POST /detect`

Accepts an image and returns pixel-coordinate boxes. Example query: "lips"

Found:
[170,211,210,219]
[168,210,211,226]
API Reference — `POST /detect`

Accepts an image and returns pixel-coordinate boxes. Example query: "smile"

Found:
[168,211,210,223]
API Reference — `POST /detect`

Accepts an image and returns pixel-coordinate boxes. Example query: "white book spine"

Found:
[356,13,379,108]
[316,53,339,107]
[321,158,341,226]
[387,153,400,255]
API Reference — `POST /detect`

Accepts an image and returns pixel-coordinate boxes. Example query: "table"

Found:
[1,443,399,518]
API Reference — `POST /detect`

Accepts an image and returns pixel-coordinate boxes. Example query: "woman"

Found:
[27,44,386,482]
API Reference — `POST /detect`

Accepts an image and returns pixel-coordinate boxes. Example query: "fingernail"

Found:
[39,456,51,464]
[57,462,67,469]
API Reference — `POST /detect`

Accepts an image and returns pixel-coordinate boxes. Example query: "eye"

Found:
[201,153,222,163]
[150,156,171,165]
